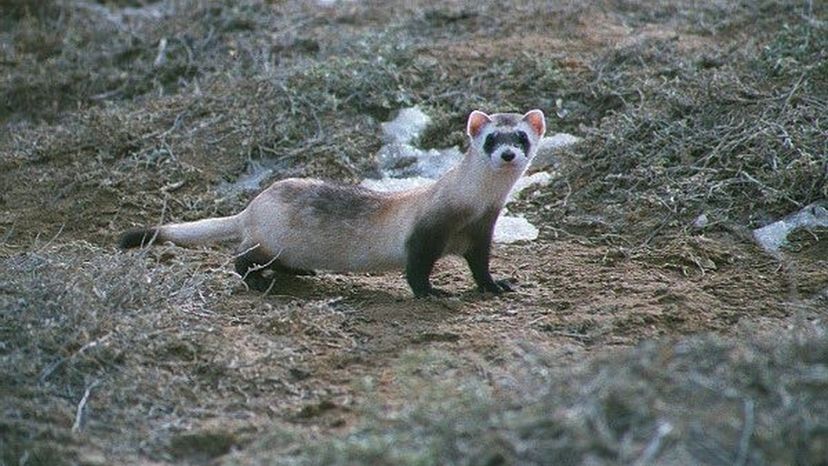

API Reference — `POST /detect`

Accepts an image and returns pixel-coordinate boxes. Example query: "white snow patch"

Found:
[753,202,828,253]
[494,215,539,243]
[381,106,431,145]
[373,106,464,179]
[508,171,553,202]
[539,133,580,151]
[376,144,463,180]
[534,133,580,168]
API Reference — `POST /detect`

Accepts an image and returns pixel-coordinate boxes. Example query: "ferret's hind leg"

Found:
[271,263,316,276]
[233,244,315,292]
[234,247,274,292]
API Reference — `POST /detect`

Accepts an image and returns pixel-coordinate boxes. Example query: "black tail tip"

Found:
[118,228,159,249]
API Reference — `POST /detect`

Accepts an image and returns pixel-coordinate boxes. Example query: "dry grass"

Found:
[547,8,827,245]
[239,320,828,465]
[0,241,363,463]
[0,242,232,463]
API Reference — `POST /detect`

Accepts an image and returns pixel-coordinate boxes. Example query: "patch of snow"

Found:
[376,144,463,180]
[534,133,580,169]
[753,201,828,253]
[508,171,553,202]
[381,106,431,145]
[494,215,540,243]
[539,133,580,152]
[375,107,463,179]
[374,107,464,179]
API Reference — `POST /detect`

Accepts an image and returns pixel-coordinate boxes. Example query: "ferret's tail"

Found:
[118,214,242,249]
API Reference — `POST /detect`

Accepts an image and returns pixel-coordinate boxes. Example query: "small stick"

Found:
[232,244,284,295]
[0,222,14,245]
[735,398,755,466]
[640,214,672,248]
[36,223,65,252]
[634,421,673,465]
[72,379,101,433]
[39,334,111,383]
[153,37,168,68]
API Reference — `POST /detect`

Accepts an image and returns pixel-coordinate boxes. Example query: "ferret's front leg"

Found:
[405,219,451,298]
[463,209,514,294]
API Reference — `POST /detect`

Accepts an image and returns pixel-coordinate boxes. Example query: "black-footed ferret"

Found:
[119,109,546,297]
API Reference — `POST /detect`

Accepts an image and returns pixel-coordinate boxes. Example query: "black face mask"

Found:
[483,131,530,156]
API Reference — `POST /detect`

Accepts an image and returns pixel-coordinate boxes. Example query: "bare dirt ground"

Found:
[1,1,825,465]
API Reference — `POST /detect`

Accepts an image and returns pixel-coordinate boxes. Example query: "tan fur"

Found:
[237,180,410,272]
[157,214,242,247]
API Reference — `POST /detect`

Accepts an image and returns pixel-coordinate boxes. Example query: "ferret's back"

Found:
[244,179,418,272]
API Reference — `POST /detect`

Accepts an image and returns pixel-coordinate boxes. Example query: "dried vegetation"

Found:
[257,324,828,465]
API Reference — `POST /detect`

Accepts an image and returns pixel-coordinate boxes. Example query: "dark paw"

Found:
[242,273,275,293]
[495,278,517,292]
[413,286,451,298]
[479,278,517,294]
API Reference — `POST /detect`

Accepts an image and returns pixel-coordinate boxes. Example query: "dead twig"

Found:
[39,334,113,383]
[634,421,673,466]
[35,223,65,252]
[72,379,101,433]
[639,214,673,248]
[735,398,755,466]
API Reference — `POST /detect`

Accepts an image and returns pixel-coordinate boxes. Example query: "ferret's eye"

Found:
[483,134,496,154]
[518,131,529,148]
[517,131,530,153]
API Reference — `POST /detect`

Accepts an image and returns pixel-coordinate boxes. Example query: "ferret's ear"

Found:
[522,109,546,137]
[467,110,492,138]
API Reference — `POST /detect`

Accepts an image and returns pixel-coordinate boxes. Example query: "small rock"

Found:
[692,213,708,229]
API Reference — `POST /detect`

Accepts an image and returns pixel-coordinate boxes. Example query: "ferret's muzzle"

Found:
[490,145,527,170]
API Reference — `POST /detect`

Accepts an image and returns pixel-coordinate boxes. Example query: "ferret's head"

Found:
[466,109,546,171]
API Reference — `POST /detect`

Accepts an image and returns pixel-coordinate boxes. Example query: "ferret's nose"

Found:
[501,151,516,162]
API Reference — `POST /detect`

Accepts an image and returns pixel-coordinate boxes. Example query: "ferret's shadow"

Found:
[231,271,520,354]
[239,270,510,304]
